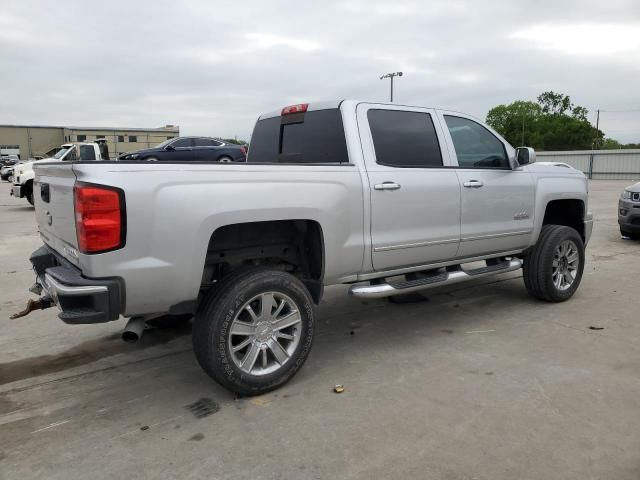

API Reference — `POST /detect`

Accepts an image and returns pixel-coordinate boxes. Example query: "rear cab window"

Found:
[248,107,349,164]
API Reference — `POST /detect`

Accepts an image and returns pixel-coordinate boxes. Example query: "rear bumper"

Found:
[30,245,124,324]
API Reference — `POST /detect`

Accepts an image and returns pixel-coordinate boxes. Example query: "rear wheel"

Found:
[218,156,233,163]
[193,268,315,396]
[523,225,585,302]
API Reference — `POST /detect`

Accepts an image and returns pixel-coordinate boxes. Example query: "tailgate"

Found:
[33,162,80,267]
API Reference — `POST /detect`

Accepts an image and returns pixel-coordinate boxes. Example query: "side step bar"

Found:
[349,259,522,299]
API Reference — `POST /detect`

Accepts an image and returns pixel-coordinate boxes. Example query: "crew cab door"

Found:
[438,112,535,257]
[357,103,460,271]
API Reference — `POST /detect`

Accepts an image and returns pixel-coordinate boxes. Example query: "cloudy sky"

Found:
[1,0,639,142]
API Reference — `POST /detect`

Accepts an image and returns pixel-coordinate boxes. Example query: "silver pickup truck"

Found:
[19,100,593,395]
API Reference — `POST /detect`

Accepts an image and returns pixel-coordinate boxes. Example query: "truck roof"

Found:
[258,100,346,120]
[257,99,486,126]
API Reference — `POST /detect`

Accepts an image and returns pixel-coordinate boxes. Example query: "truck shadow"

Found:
[0,323,192,385]
[0,276,532,390]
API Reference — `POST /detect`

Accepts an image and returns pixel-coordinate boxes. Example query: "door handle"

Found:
[374,182,401,191]
[463,180,484,188]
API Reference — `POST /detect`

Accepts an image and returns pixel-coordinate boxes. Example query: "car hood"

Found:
[625,182,640,193]
[527,162,584,175]
[17,157,57,170]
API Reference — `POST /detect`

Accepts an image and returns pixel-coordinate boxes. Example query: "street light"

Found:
[380,72,403,102]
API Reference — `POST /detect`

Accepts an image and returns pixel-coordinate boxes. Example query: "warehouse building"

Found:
[0,124,180,160]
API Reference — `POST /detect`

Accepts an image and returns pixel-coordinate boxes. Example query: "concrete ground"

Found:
[1,179,639,480]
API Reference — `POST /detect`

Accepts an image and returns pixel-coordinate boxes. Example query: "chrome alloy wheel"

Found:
[552,240,580,291]
[228,292,302,376]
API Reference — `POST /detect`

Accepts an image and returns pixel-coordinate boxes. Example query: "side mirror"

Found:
[515,147,536,166]
[165,145,175,151]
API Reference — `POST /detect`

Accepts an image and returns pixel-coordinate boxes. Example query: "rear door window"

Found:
[248,108,348,164]
[194,138,215,147]
[367,109,443,167]
[79,145,96,160]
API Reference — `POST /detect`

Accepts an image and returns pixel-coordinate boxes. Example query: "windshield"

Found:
[53,147,71,159]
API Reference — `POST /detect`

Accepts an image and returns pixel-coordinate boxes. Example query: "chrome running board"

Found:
[349,259,522,299]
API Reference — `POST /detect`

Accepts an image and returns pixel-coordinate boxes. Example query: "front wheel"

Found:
[523,225,585,302]
[193,268,315,396]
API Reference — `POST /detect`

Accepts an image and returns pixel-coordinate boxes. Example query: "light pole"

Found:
[380,72,403,102]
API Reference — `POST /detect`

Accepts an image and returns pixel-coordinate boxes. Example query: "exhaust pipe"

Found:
[122,317,146,343]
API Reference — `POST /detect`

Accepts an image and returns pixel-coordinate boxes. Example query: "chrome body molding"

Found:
[460,230,533,242]
[374,238,459,252]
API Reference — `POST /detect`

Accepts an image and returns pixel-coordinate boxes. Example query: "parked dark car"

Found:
[118,137,247,162]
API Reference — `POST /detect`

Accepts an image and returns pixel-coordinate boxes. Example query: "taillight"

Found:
[74,184,125,254]
[281,103,308,115]
[240,145,247,155]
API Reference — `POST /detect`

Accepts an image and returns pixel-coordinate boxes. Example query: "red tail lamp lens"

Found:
[74,185,124,253]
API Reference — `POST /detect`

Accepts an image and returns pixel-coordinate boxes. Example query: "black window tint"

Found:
[172,138,191,148]
[367,110,443,167]
[444,116,508,169]
[194,138,215,147]
[77,135,86,142]
[248,109,348,164]
[79,145,96,160]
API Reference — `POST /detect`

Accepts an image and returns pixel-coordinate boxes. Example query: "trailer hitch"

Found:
[10,296,54,320]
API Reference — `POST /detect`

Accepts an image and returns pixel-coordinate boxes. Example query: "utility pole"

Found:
[380,72,403,102]
[521,113,525,146]
[595,109,600,149]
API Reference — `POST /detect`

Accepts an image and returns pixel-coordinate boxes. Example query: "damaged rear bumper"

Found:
[29,245,124,324]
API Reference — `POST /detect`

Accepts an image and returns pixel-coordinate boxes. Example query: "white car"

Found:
[11,142,109,204]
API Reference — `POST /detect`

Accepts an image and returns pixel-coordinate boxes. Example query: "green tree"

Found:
[486,91,603,150]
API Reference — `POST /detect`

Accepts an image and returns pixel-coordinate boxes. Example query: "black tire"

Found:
[193,267,315,396]
[523,225,585,302]
[26,191,34,205]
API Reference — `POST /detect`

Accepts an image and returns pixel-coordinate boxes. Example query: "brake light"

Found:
[240,145,247,155]
[74,184,124,253]
[281,103,308,115]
